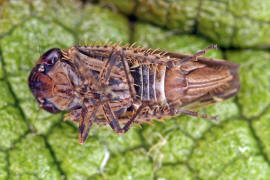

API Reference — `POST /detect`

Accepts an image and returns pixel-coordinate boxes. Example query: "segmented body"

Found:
[28,43,240,143]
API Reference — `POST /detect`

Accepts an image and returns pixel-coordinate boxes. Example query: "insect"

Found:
[28,43,240,144]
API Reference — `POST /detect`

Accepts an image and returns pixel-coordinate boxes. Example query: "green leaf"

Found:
[189,119,260,179]
[109,0,270,48]
[93,126,142,154]
[0,0,30,34]
[142,120,194,164]
[134,23,223,58]
[0,81,14,108]
[9,135,62,179]
[100,0,136,15]
[48,123,107,179]
[156,164,193,180]
[77,5,130,43]
[0,106,28,149]
[253,109,270,159]
[217,156,270,179]
[226,50,270,118]
[104,149,153,179]
[0,151,7,180]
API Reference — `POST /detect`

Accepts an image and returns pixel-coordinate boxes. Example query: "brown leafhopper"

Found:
[28,43,240,144]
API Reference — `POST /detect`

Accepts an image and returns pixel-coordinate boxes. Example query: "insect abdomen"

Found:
[131,56,239,108]
[131,64,167,104]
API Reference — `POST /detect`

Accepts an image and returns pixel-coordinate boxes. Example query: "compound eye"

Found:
[42,48,62,66]
[46,56,57,65]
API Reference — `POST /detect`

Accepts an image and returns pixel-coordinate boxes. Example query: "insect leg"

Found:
[119,52,137,100]
[102,102,123,133]
[138,106,218,123]
[102,101,145,134]
[167,103,218,121]
[122,104,145,133]
[177,109,218,121]
[98,50,119,83]
[78,99,99,144]
[64,109,81,122]
[177,44,217,66]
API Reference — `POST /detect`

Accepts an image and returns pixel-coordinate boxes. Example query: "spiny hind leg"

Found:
[121,104,145,133]
[167,102,218,121]
[176,44,218,66]
[102,102,123,133]
[98,50,120,84]
[119,51,137,100]
[138,103,218,123]
[102,102,145,134]
[177,109,218,121]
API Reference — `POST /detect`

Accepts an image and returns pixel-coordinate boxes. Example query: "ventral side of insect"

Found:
[28,43,240,144]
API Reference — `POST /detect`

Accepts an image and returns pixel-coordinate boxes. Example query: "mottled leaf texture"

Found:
[0,0,269,179]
